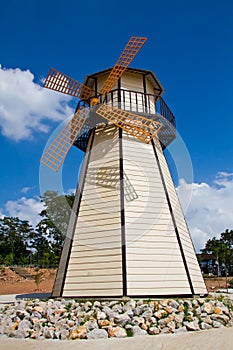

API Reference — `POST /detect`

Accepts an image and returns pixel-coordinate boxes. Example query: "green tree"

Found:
[201,236,232,288]
[36,191,75,266]
[30,222,52,266]
[0,217,34,265]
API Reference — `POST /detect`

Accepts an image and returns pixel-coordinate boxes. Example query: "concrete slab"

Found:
[0,327,233,350]
[0,293,51,305]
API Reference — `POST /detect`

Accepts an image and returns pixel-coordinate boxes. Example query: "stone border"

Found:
[0,296,232,340]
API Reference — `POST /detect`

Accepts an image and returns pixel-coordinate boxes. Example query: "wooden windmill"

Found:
[41,36,207,297]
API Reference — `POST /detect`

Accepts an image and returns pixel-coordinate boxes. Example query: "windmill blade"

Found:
[40,107,90,172]
[96,104,162,143]
[43,68,93,100]
[99,36,147,95]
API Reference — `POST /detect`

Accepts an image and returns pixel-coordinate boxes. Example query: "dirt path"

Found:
[0,267,232,295]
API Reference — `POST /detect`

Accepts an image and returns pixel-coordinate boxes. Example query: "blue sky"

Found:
[0,0,233,251]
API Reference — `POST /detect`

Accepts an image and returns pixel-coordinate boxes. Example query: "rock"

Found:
[44,327,54,339]
[108,301,118,307]
[174,326,188,333]
[165,306,173,314]
[192,299,199,306]
[96,311,107,320]
[213,307,223,314]
[174,312,184,324]
[108,326,127,338]
[202,302,213,314]
[202,315,213,324]
[197,298,205,305]
[148,316,157,324]
[55,308,66,315]
[114,313,131,326]
[167,320,176,331]
[211,314,229,323]
[112,304,123,313]
[185,321,200,331]
[93,301,101,308]
[84,319,99,331]
[32,306,44,313]
[132,316,145,326]
[200,322,212,330]
[141,310,153,319]
[124,300,136,309]
[67,320,75,328]
[160,326,172,334]
[98,319,114,328]
[54,331,61,339]
[154,310,167,319]
[169,300,180,309]
[30,330,42,339]
[194,306,201,315]
[125,324,133,329]
[87,329,108,339]
[102,306,114,318]
[159,299,169,307]
[152,301,160,311]
[158,318,167,328]
[31,310,42,319]
[149,326,160,335]
[85,301,92,309]
[16,310,29,318]
[132,307,141,316]
[60,329,69,340]
[69,325,87,339]
[18,319,31,333]
[9,330,29,338]
[9,321,19,331]
[212,320,223,328]
[178,304,184,312]
[141,323,148,331]
[30,317,40,325]
[132,325,147,337]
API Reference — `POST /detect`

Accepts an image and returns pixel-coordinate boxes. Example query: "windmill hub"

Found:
[90,97,99,106]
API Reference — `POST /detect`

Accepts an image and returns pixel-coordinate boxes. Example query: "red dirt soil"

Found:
[0,267,232,295]
[0,267,56,295]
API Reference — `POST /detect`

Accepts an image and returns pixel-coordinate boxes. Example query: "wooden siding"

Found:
[62,125,123,297]
[121,72,144,92]
[57,124,206,297]
[122,131,206,295]
[153,136,207,294]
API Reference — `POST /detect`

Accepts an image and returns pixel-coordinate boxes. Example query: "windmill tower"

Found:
[41,37,207,298]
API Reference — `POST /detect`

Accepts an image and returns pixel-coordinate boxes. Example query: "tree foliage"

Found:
[0,191,75,267]
[0,217,34,265]
[201,229,233,275]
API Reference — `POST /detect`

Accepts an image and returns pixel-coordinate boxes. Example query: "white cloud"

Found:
[21,186,34,194]
[177,172,233,252]
[0,67,74,141]
[0,209,4,219]
[67,188,76,195]
[4,196,44,227]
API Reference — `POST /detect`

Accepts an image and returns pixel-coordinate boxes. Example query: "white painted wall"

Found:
[122,132,193,295]
[153,136,207,294]
[62,125,123,297]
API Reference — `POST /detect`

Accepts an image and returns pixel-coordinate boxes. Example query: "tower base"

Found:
[52,124,207,298]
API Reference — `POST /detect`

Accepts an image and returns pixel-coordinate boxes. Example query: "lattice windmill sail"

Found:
[41,36,207,298]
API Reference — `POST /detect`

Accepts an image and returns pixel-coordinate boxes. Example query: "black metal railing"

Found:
[98,88,176,129]
[158,97,176,128]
